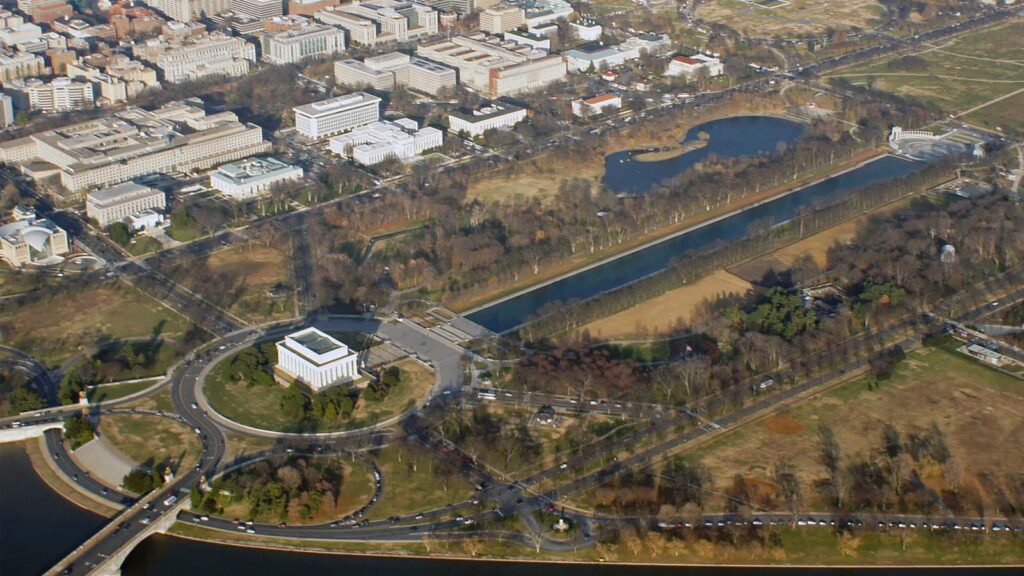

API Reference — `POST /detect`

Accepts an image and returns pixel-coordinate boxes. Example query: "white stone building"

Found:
[261,23,345,64]
[0,98,270,195]
[87,182,167,227]
[275,327,360,391]
[479,5,524,34]
[5,77,94,112]
[571,93,619,118]
[329,118,442,165]
[334,52,456,95]
[210,157,304,199]
[316,0,438,46]
[0,212,69,267]
[665,54,723,79]
[134,32,256,83]
[416,34,566,97]
[447,103,525,137]
[293,91,381,140]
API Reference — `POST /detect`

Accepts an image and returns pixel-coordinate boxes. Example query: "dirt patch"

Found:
[696,0,885,38]
[580,270,752,339]
[760,412,806,435]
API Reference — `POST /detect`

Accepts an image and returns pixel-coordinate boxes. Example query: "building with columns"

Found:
[275,327,360,391]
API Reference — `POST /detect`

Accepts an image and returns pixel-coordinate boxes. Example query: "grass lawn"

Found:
[126,235,163,257]
[365,443,474,520]
[0,268,50,296]
[164,244,294,323]
[347,359,432,426]
[831,21,1024,114]
[86,379,161,403]
[683,345,1024,513]
[696,0,885,37]
[98,414,201,472]
[167,223,203,242]
[122,387,176,413]
[79,340,183,385]
[964,90,1024,136]
[0,281,193,368]
[204,356,432,433]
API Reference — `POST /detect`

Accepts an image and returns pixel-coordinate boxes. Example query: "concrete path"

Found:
[73,437,134,488]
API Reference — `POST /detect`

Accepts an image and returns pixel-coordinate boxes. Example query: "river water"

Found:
[466,146,922,334]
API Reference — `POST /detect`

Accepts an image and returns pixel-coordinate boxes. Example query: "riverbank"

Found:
[163,522,1024,568]
[23,437,119,517]
[454,146,886,318]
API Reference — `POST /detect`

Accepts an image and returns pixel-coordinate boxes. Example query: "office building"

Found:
[504,28,548,51]
[329,117,442,165]
[293,91,380,139]
[17,0,72,23]
[261,23,345,64]
[417,34,566,97]
[86,182,167,227]
[316,0,438,46]
[0,22,43,45]
[287,0,338,16]
[570,19,600,41]
[0,98,271,196]
[0,94,14,127]
[334,52,456,95]
[0,50,46,82]
[447,102,524,137]
[6,77,94,112]
[66,55,161,104]
[479,5,524,33]
[0,212,69,266]
[232,0,283,19]
[275,327,360,391]
[416,0,473,14]
[210,156,304,199]
[134,32,256,83]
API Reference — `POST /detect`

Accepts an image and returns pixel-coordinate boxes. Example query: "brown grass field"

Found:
[0,282,192,367]
[687,346,1024,513]
[580,270,752,339]
[696,0,885,38]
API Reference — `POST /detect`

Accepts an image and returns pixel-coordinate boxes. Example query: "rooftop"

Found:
[293,92,381,117]
[88,181,161,205]
[214,157,299,184]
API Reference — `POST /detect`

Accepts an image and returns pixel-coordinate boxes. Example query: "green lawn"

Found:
[364,444,474,520]
[126,236,163,256]
[832,21,1024,114]
[0,282,193,367]
[0,269,49,296]
[204,356,431,433]
[964,91,1024,136]
[98,413,201,471]
[87,379,161,403]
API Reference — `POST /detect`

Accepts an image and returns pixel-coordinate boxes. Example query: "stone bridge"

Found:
[0,421,63,443]
[46,498,190,576]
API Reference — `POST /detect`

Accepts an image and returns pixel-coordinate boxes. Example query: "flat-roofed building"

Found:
[0,98,271,197]
[315,0,437,46]
[480,5,524,33]
[447,102,524,137]
[335,51,455,95]
[0,50,46,82]
[86,181,167,227]
[417,34,565,97]
[261,23,345,63]
[569,19,600,41]
[503,28,548,51]
[0,212,69,266]
[329,117,441,165]
[664,53,723,79]
[6,77,94,113]
[293,91,380,139]
[288,0,339,16]
[416,0,473,15]
[18,0,72,24]
[232,0,284,19]
[209,156,303,199]
[275,327,359,391]
[134,32,256,83]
